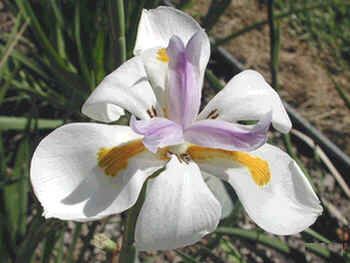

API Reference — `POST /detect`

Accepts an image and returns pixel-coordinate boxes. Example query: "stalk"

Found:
[108,0,127,67]
[116,0,126,63]
[119,182,147,263]
[268,0,280,91]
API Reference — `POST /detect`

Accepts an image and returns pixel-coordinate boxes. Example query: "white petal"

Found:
[31,123,164,221]
[134,7,202,55]
[140,48,168,110]
[196,144,322,235]
[198,70,292,133]
[203,172,234,219]
[82,56,157,122]
[135,155,221,251]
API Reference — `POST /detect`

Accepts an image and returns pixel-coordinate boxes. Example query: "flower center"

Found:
[156,48,169,62]
[187,145,271,186]
[97,140,270,186]
[97,139,145,176]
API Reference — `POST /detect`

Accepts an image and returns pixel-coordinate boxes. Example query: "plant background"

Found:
[0,0,349,262]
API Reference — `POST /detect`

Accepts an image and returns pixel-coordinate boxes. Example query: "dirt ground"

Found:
[189,0,350,156]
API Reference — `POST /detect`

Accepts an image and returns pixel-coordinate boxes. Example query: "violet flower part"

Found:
[130,116,184,153]
[184,112,272,152]
[167,35,201,129]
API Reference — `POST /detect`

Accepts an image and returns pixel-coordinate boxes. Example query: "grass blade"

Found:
[41,227,65,263]
[0,15,28,74]
[216,227,290,254]
[303,228,331,244]
[66,223,82,263]
[74,0,92,89]
[14,0,67,69]
[174,250,199,263]
[0,132,16,261]
[0,116,63,131]
[108,0,127,68]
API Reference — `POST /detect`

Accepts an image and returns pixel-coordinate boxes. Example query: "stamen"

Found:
[206,109,219,119]
[151,106,157,117]
[180,153,191,164]
[97,140,145,177]
[146,106,157,118]
[187,145,271,186]
[156,48,169,63]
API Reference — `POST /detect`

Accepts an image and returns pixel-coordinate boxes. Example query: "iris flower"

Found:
[31,7,322,251]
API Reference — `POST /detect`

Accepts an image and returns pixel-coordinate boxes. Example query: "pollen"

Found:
[156,48,169,62]
[187,145,271,186]
[97,139,145,177]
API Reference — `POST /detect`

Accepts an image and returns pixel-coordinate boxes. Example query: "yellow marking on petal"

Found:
[97,139,145,177]
[187,145,271,186]
[156,147,171,161]
[156,48,169,63]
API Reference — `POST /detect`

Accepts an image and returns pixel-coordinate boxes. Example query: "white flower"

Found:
[31,6,322,251]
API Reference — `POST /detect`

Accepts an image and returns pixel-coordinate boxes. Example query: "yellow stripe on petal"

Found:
[187,145,271,186]
[97,139,146,177]
[156,48,169,63]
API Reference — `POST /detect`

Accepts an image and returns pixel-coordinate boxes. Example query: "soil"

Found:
[188,0,350,156]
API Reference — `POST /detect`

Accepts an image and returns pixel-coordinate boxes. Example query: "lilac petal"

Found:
[184,112,272,151]
[130,116,184,153]
[167,35,201,128]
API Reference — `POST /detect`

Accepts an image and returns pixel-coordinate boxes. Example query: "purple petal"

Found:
[167,35,201,128]
[130,116,184,153]
[184,112,272,151]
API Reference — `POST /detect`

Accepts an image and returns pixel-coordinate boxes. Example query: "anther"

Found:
[180,153,191,164]
[147,106,158,118]
[206,109,219,119]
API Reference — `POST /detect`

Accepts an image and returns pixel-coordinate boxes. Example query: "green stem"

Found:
[116,0,126,63]
[216,227,290,254]
[119,180,147,263]
[77,222,98,263]
[268,0,280,91]
[108,0,126,70]
[66,223,82,263]
[205,69,224,93]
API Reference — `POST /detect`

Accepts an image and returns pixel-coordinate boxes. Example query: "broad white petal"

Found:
[134,7,202,55]
[203,172,234,219]
[82,56,157,122]
[195,144,322,235]
[31,123,164,221]
[198,70,292,133]
[140,48,168,111]
[135,155,221,251]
